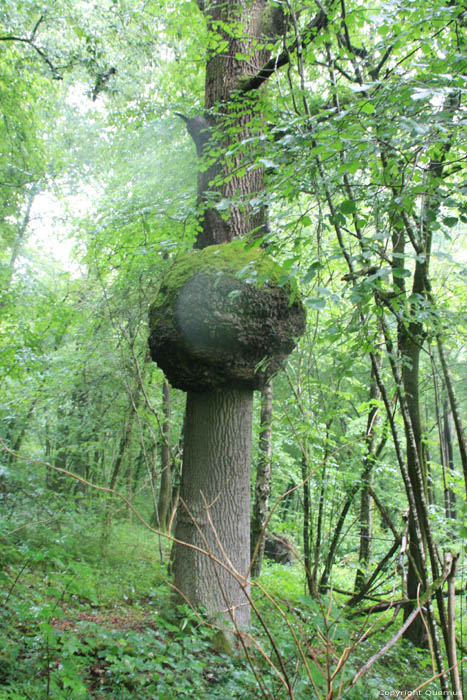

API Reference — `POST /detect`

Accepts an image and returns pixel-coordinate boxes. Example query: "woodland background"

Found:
[0,0,466,698]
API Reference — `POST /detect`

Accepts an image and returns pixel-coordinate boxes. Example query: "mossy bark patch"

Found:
[148,245,305,392]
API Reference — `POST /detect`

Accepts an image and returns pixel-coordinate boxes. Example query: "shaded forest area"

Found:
[0,0,466,697]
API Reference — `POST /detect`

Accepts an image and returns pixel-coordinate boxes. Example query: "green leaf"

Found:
[443,216,458,228]
[305,297,326,310]
[214,198,230,211]
[340,200,357,215]
[392,267,411,278]
[303,261,321,284]
[361,102,375,114]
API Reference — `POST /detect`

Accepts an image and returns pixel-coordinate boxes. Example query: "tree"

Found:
[258,0,464,684]
[1,1,465,694]
[146,0,323,627]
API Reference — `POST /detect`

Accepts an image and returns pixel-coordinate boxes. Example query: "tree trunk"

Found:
[355,360,381,591]
[442,400,456,523]
[101,407,136,541]
[437,336,467,498]
[311,426,331,589]
[396,327,429,646]
[250,380,273,578]
[157,380,172,531]
[354,478,373,589]
[302,452,315,597]
[172,0,272,628]
[174,389,253,628]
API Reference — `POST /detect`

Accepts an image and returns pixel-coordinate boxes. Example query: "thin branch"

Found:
[4,508,66,537]
[0,34,62,79]
[351,563,453,686]
[30,14,45,41]
[404,664,458,700]
[369,44,394,80]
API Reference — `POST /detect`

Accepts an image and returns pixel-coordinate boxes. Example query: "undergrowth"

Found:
[0,499,463,699]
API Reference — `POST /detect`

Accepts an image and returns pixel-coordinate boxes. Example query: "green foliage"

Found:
[1,512,456,700]
[0,0,466,696]
[0,516,260,699]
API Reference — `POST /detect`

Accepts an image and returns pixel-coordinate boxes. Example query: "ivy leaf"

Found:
[338,160,360,175]
[303,261,321,284]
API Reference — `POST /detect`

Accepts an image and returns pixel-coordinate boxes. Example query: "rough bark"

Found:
[174,389,253,628]
[149,261,305,392]
[194,0,271,248]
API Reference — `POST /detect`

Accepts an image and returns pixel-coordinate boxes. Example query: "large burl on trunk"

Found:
[148,242,305,627]
[148,244,306,393]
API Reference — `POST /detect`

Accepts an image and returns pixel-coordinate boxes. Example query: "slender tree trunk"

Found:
[311,427,331,588]
[157,380,172,531]
[442,400,456,523]
[355,479,373,588]
[101,408,136,541]
[446,553,462,697]
[355,360,381,591]
[383,324,449,684]
[319,490,356,592]
[250,380,273,578]
[302,452,315,597]
[8,398,38,463]
[49,408,70,492]
[437,337,467,498]
[390,327,431,647]
[174,389,253,628]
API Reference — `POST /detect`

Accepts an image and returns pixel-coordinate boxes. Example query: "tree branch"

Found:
[369,44,394,80]
[0,34,62,79]
[351,561,453,686]
[30,14,45,41]
[240,3,334,93]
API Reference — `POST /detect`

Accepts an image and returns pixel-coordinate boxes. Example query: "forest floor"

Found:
[0,510,463,699]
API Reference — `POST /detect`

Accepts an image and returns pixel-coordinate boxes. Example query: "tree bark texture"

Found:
[174,389,253,628]
[193,0,270,248]
[250,380,273,578]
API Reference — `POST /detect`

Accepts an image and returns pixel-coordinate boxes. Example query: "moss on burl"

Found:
[148,242,306,392]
